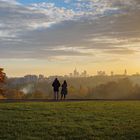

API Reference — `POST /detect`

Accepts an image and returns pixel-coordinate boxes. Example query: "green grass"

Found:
[0,101,140,140]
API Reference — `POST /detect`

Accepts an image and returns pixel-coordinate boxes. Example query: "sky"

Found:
[0,0,140,77]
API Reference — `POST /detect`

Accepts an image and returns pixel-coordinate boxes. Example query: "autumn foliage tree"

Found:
[0,68,6,98]
[94,78,140,99]
[0,68,5,83]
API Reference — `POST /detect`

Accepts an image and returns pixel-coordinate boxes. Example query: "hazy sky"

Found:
[0,0,140,77]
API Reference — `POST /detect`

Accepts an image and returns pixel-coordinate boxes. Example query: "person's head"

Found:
[64,80,66,84]
[55,78,58,81]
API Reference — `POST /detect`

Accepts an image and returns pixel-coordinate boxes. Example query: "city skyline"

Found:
[0,0,140,76]
[5,68,140,78]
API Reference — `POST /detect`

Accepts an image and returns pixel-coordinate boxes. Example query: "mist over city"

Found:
[0,68,139,100]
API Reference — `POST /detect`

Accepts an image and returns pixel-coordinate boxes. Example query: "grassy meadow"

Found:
[0,101,140,140]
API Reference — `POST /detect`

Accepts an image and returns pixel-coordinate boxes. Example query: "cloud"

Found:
[0,0,140,59]
[0,0,76,38]
[0,0,19,5]
[104,48,136,55]
[64,0,71,4]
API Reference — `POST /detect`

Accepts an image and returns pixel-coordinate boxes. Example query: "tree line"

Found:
[0,69,140,99]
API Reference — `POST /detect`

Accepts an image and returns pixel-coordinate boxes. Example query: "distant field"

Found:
[0,101,140,140]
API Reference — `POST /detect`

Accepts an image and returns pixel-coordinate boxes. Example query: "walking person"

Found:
[52,78,60,100]
[61,80,68,100]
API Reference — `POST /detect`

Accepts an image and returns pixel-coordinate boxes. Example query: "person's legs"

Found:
[64,94,66,100]
[54,91,56,100]
[56,92,59,100]
[61,94,63,100]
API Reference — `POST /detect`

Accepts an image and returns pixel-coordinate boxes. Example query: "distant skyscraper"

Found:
[38,74,45,81]
[81,70,87,77]
[124,69,127,76]
[73,68,79,77]
[97,71,106,76]
[111,71,114,76]
[24,75,38,83]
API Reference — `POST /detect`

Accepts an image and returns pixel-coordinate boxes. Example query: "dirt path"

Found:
[0,99,139,103]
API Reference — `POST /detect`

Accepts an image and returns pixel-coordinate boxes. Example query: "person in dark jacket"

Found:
[52,78,60,100]
[61,80,68,100]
